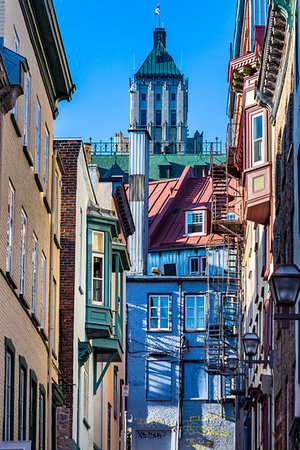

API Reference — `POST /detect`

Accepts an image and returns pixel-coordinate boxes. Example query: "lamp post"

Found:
[270,264,300,328]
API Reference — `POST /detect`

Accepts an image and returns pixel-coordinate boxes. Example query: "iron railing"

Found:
[89,138,225,156]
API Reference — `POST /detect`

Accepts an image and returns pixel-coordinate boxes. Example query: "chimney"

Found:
[153,28,166,47]
[127,129,151,275]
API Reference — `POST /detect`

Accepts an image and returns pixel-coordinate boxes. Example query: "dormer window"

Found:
[252,114,263,165]
[185,211,205,236]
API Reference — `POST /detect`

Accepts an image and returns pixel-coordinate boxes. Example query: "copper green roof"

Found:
[135,31,182,79]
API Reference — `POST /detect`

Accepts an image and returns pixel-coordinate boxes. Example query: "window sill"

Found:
[147,329,172,333]
[54,233,60,249]
[31,312,40,327]
[34,173,43,192]
[43,196,51,213]
[6,271,17,290]
[10,113,22,137]
[19,293,30,309]
[83,418,91,430]
[23,145,34,167]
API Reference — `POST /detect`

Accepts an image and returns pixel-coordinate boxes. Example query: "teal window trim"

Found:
[39,384,46,450]
[87,224,112,309]
[18,356,28,440]
[29,369,38,448]
[3,337,15,441]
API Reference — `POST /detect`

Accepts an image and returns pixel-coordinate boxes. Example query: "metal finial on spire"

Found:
[155,3,160,28]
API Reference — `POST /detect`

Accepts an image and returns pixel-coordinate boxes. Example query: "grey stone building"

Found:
[129,27,203,155]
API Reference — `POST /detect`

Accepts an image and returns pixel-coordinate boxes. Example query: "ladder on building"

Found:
[205,145,244,381]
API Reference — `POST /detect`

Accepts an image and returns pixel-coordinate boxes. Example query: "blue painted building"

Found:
[126,150,235,449]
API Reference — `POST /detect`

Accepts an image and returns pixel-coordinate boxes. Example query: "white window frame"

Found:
[92,231,104,304]
[31,234,38,314]
[148,294,171,331]
[185,210,205,236]
[200,256,206,275]
[35,99,41,173]
[6,182,15,273]
[43,127,49,195]
[40,253,46,329]
[20,209,27,295]
[252,113,264,166]
[23,72,30,146]
[185,294,206,331]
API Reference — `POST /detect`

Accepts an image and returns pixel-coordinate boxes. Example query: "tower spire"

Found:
[155,3,160,28]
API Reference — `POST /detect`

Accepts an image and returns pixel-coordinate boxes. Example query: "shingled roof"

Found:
[135,27,182,79]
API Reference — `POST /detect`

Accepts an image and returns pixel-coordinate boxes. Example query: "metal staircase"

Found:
[205,146,244,381]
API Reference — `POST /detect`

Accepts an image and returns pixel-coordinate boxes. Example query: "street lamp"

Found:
[270,264,300,328]
[227,353,239,371]
[242,332,260,357]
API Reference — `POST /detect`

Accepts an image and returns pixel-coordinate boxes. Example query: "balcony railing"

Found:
[89,139,224,156]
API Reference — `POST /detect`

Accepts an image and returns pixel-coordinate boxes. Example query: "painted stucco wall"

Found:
[126,278,235,449]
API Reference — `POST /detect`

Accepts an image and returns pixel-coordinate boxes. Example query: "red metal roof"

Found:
[125,166,227,250]
[148,166,223,250]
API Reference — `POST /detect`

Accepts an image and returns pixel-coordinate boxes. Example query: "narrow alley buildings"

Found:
[0,0,74,447]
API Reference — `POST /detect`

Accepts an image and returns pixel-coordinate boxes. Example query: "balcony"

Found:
[93,310,123,362]
[86,304,113,339]
[244,162,271,225]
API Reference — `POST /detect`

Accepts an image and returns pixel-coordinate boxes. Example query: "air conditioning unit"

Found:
[159,263,177,276]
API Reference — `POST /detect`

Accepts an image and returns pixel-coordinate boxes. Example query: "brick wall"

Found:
[56,140,81,440]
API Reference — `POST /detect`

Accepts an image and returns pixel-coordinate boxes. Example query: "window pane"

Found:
[150,318,158,328]
[187,308,194,318]
[254,140,262,163]
[151,308,158,318]
[160,307,168,318]
[196,318,204,329]
[196,296,204,307]
[93,279,102,302]
[190,258,199,273]
[92,232,103,252]
[253,115,263,140]
[160,318,168,329]
[150,296,159,307]
[186,318,195,329]
[93,256,102,278]
[186,297,195,307]
[160,297,169,307]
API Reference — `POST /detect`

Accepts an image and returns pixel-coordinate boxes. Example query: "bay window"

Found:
[252,114,263,165]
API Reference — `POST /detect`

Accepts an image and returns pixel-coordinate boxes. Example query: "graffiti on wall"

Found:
[130,413,234,449]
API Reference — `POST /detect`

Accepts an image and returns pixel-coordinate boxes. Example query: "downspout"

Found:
[47,145,57,449]
[124,303,129,449]
[176,280,183,448]
[77,364,81,448]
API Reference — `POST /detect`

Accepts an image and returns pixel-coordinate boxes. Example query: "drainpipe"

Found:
[47,145,57,449]
[176,280,183,448]
[77,364,81,448]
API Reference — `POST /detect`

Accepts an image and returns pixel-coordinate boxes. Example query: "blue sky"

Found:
[53,0,237,146]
